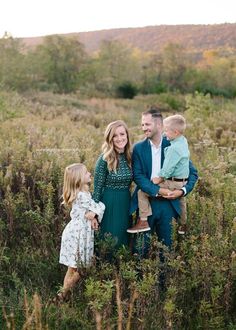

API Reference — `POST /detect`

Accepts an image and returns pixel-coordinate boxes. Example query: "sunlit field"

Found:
[0,90,235,329]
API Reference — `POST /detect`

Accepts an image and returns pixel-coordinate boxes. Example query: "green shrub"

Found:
[0,91,235,329]
[116,81,138,99]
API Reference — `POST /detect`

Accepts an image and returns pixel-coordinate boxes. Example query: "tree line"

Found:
[1,35,236,98]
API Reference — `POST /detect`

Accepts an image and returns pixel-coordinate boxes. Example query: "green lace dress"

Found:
[93,153,133,248]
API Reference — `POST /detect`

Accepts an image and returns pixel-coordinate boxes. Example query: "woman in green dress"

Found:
[93,120,133,248]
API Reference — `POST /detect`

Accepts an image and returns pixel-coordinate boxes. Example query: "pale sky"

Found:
[1,0,235,38]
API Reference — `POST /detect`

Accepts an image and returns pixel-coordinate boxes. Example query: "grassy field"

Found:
[0,90,235,329]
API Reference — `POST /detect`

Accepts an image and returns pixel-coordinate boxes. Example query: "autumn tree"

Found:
[159,43,191,91]
[138,43,194,94]
[35,35,87,93]
[139,52,167,94]
[81,40,141,96]
[193,51,236,97]
[0,37,30,91]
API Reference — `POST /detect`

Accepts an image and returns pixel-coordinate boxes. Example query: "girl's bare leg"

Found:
[61,267,80,298]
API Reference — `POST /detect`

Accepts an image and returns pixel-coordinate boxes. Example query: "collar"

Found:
[149,137,162,149]
[170,135,184,144]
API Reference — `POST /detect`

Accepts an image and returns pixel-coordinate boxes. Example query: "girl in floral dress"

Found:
[56,163,105,302]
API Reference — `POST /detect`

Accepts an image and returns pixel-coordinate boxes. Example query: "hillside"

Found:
[21,23,236,54]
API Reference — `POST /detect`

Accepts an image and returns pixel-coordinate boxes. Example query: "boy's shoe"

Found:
[178,224,187,235]
[127,219,151,233]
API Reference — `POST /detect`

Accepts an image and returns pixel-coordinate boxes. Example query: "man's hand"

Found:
[164,189,184,199]
[85,211,96,220]
[158,188,172,196]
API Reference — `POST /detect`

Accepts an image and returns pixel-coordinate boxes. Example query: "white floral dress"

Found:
[59,191,105,268]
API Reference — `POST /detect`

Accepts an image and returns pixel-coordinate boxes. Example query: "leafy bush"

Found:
[0,91,235,329]
[116,81,138,99]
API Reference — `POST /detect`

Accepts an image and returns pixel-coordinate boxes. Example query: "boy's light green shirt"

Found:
[159,135,190,179]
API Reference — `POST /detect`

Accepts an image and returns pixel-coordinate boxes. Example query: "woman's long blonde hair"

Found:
[62,163,87,206]
[102,120,132,172]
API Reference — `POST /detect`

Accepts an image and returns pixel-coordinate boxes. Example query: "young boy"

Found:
[127,114,189,235]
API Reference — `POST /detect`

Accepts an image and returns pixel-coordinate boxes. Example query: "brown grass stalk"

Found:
[22,291,43,330]
[115,275,123,330]
[94,310,102,330]
[126,287,139,330]
[2,306,15,330]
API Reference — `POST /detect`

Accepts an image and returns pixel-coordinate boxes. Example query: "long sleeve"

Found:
[159,148,181,178]
[132,143,160,197]
[93,154,108,202]
[159,136,190,179]
[159,148,190,179]
[76,192,105,223]
[184,160,198,195]
[88,199,105,223]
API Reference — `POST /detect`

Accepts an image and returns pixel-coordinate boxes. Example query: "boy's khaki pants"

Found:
[138,179,187,224]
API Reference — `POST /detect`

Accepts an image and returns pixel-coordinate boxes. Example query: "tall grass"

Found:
[0,90,235,329]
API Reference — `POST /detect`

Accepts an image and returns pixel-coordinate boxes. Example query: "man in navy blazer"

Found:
[129,107,198,248]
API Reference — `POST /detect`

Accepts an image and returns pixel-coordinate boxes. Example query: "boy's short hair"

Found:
[163,114,186,133]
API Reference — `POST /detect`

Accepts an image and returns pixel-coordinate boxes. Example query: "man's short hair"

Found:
[142,106,163,121]
[163,114,186,133]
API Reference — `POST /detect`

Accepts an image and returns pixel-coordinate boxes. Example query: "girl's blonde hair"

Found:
[102,120,132,172]
[62,163,87,206]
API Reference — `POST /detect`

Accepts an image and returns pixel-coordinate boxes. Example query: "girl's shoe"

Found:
[52,290,70,305]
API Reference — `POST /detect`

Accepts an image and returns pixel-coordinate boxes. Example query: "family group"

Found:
[54,106,198,302]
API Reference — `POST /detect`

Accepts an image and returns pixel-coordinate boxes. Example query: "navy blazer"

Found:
[130,136,198,216]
